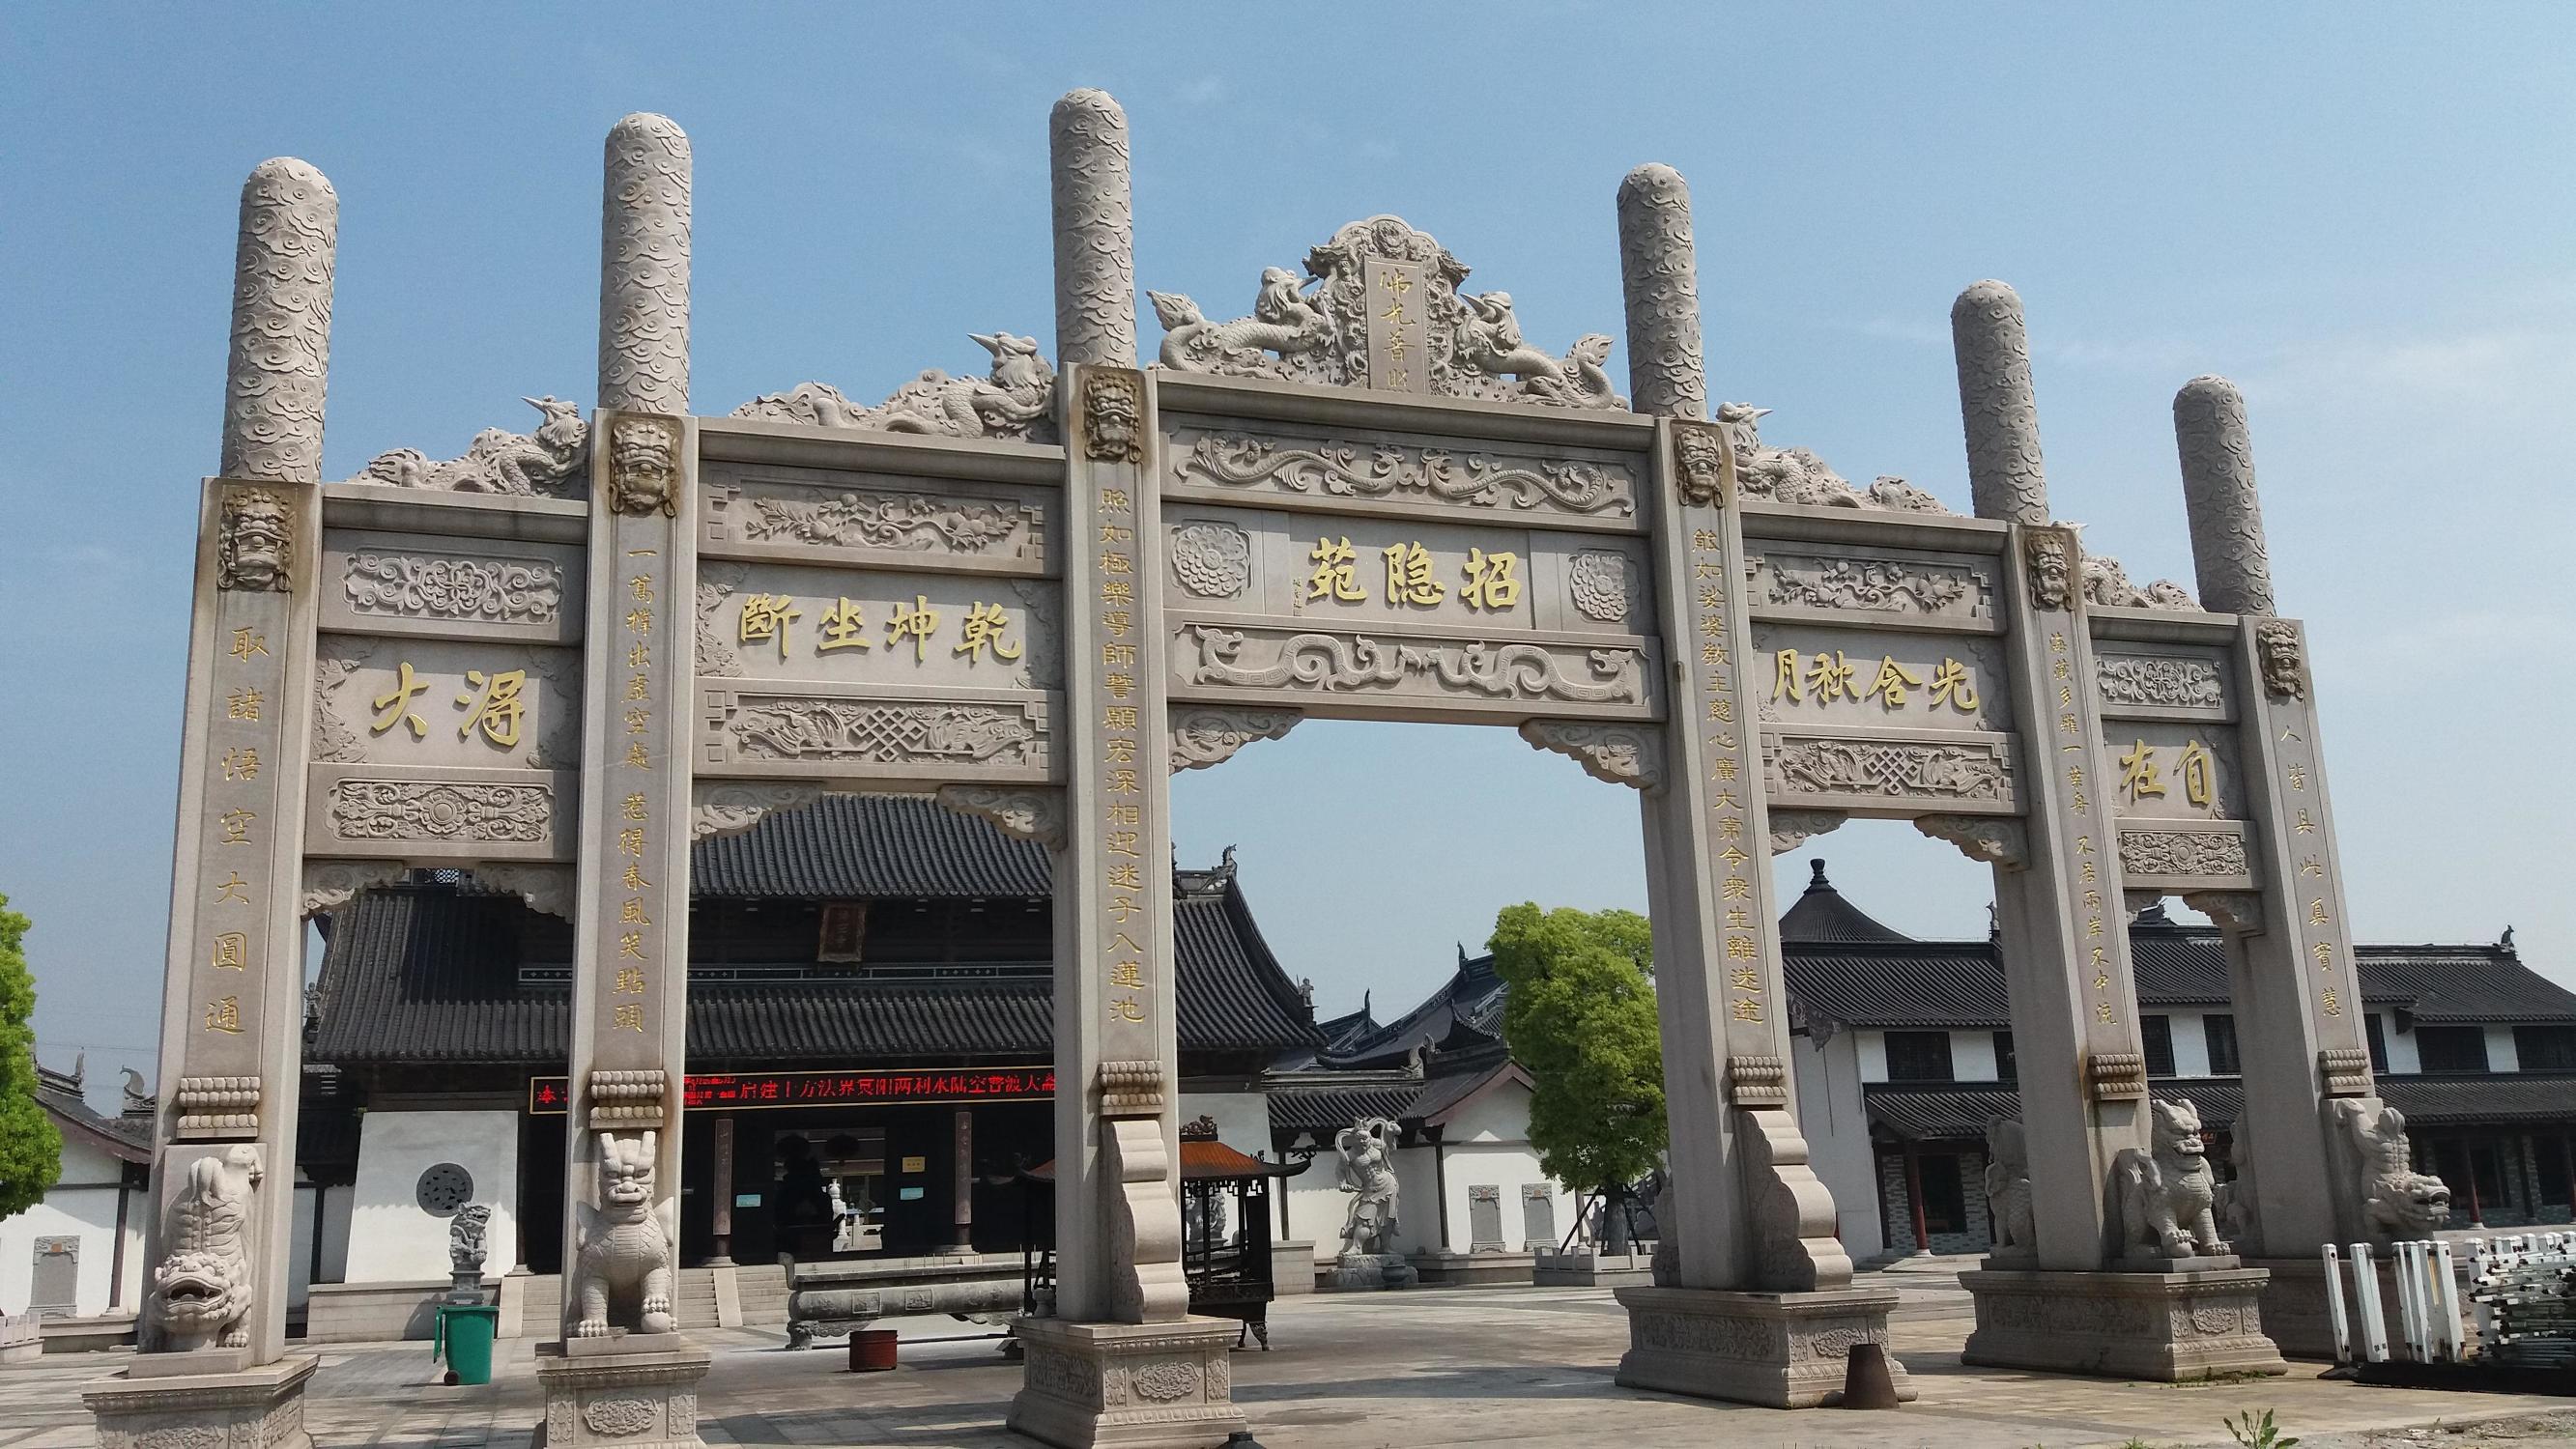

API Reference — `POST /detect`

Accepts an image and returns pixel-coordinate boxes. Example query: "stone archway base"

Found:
[1613,1284,1911,1409]
[1962,1265,2287,1379]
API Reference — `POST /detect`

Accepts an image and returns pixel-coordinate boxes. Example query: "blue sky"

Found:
[5,6,2571,1079]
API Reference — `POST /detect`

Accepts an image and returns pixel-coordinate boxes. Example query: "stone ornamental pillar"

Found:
[85,157,337,1449]
[1616,163,1707,423]
[2173,376,2276,617]
[2174,378,2407,1355]
[1955,301,2283,1380]
[1609,165,1907,1410]
[1050,88,1136,369]
[599,113,691,416]
[1951,281,2049,526]
[1013,96,1245,1442]
[533,112,709,1449]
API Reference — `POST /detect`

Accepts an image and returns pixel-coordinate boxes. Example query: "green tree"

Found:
[0,895,62,1219]
[1489,902,1665,1236]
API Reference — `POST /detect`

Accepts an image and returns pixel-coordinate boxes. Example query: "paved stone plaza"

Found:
[17,1282,2572,1449]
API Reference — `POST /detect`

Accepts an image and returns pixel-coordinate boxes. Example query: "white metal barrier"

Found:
[2326,1233,2576,1369]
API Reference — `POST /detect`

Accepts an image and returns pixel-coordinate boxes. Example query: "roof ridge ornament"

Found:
[1148,215,1626,411]
[734,332,1060,443]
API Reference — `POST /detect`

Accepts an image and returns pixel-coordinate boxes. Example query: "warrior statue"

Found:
[149,1145,262,1351]
[1334,1117,1402,1258]
[572,1130,675,1337]
[2109,1099,2229,1261]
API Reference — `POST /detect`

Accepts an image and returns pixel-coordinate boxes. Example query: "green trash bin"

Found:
[434,1304,500,1386]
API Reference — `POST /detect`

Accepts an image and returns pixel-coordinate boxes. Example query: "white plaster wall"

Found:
[2379,1014,2423,1074]
[1795,1033,1883,1260]
[1855,1031,1889,1085]
[1950,1031,2000,1083]
[2167,1010,2214,1078]
[1388,1143,1442,1256]
[1430,1082,1577,1254]
[345,1111,519,1285]
[285,1181,353,1308]
[0,1138,136,1317]
[2486,1027,2522,1073]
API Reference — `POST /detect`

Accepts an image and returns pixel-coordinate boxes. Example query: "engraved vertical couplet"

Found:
[2174,376,2276,618]
[1640,419,1843,1292]
[1616,164,1706,422]
[150,481,323,1365]
[599,114,692,416]
[1994,524,2151,1269]
[2210,615,2372,1253]
[1049,89,1136,369]
[1952,281,2050,526]
[1051,366,1183,1324]
[221,158,337,483]
[558,409,697,1342]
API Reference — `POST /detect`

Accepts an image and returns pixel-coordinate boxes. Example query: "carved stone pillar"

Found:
[537,114,708,1449]
[1980,524,2154,1273]
[1049,89,1136,370]
[598,114,691,416]
[1616,416,1906,1409]
[1615,163,1706,422]
[1011,365,1243,1448]
[88,157,337,1449]
[2173,376,2276,618]
[1951,281,2049,526]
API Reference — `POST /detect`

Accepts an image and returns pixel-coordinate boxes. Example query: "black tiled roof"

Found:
[33,1066,151,1164]
[1861,1074,2576,1143]
[1789,916,2576,1032]
[1309,951,1509,1069]
[1779,860,1912,943]
[693,794,1052,900]
[1266,1084,1422,1137]
[309,800,1321,1065]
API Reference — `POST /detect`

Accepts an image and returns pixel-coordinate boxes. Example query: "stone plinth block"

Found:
[1961,1266,2287,1380]
[534,1337,711,1449]
[85,1353,315,1449]
[1009,1315,1246,1449]
[1612,1284,1912,1409]
[2246,1255,2463,1362]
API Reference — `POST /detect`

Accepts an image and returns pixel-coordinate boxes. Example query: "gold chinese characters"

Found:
[738,593,1021,665]
[1304,537,1522,611]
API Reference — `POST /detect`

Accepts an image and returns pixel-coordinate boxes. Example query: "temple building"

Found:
[1776,861,2576,1260]
[287,795,1321,1336]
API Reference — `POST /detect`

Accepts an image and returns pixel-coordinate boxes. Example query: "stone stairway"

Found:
[508,1266,785,1333]
[733,1264,789,1326]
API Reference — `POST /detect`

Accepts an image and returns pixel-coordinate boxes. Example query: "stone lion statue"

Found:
[2110,1099,2228,1260]
[573,1130,674,1336]
[2333,1100,2452,1245]
[1982,1117,2036,1253]
[150,1144,262,1351]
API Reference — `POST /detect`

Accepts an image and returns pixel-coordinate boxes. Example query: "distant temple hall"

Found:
[10,805,2574,1331]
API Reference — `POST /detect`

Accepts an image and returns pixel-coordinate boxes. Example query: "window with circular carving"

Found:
[416,1162,474,1217]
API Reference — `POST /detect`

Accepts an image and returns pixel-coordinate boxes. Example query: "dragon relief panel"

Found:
[704,476,1044,569]
[1148,215,1625,410]
[732,333,1058,443]
[339,396,589,497]
[1767,734,2015,806]
[1166,428,1637,522]
[1755,552,1990,621]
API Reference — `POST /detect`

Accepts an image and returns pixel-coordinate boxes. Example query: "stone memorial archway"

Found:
[92,88,2429,1449]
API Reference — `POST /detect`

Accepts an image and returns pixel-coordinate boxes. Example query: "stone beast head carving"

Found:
[1672,420,1732,507]
[2024,530,2074,611]
[150,1144,262,1350]
[2255,620,2306,700]
[1080,369,1143,465]
[217,489,293,592]
[605,416,681,518]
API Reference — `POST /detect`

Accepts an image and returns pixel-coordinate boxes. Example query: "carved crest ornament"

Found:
[1148,216,1626,410]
